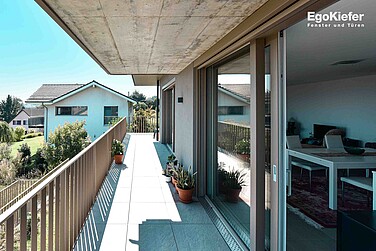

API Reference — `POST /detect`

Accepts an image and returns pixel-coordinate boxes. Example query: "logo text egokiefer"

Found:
[307,11,364,23]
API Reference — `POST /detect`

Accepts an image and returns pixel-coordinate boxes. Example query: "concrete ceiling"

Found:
[38,0,268,75]
[287,0,376,85]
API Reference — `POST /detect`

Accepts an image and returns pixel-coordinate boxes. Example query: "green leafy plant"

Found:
[14,126,25,141]
[111,139,124,156]
[0,122,13,143]
[223,168,246,190]
[42,121,90,170]
[234,139,250,154]
[175,166,196,190]
[108,117,123,128]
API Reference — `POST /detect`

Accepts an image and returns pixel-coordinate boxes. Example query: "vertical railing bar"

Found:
[6,215,14,251]
[55,176,60,251]
[20,204,27,250]
[48,181,54,251]
[31,195,38,251]
[41,187,47,251]
[70,165,75,249]
[59,170,66,251]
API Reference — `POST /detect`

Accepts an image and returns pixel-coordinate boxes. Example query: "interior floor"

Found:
[287,209,336,251]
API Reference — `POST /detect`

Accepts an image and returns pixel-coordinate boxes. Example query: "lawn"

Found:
[11,136,45,157]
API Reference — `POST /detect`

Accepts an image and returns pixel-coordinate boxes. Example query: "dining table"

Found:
[287,147,376,210]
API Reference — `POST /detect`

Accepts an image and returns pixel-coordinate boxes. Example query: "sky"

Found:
[0,0,156,103]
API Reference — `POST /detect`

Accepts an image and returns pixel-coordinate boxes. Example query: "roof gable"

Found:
[219,84,250,103]
[27,84,84,103]
[26,81,136,104]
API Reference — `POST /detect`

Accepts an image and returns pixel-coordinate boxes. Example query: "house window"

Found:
[104,106,118,125]
[55,106,88,116]
[23,120,27,125]
[218,106,244,115]
[13,120,21,125]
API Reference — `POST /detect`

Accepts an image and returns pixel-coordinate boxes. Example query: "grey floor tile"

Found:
[172,224,230,251]
[126,223,177,251]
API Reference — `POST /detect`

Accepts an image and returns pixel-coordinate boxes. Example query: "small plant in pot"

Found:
[175,166,196,203]
[171,164,183,192]
[111,139,124,164]
[218,166,228,194]
[235,139,250,161]
[224,168,246,203]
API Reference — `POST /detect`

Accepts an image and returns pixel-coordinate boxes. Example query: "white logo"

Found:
[307,11,365,28]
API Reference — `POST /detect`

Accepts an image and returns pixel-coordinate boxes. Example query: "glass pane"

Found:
[211,50,251,247]
[264,45,271,250]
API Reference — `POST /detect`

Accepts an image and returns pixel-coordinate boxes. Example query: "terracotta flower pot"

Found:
[177,187,194,203]
[114,154,123,164]
[225,188,241,203]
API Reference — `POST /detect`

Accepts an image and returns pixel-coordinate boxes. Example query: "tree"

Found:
[42,121,90,169]
[145,96,157,109]
[0,121,13,143]
[0,95,24,122]
[130,90,146,102]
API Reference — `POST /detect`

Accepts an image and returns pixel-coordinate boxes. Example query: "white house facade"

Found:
[9,110,29,131]
[26,81,136,141]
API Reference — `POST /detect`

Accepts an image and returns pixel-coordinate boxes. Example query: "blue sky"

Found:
[0,0,155,102]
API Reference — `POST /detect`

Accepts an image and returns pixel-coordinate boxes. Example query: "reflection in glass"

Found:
[211,51,251,246]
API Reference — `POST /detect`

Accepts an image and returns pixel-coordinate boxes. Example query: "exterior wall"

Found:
[218,90,250,124]
[287,74,376,145]
[161,65,194,168]
[45,86,131,141]
[9,111,29,131]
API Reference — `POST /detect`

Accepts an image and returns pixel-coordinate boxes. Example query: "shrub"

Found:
[18,143,31,159]
[108,117,123,128]
[0,143,11,160]
[234,139,250,154]
[21,133,41,139]
[14,126,25,141]
[42,121,90,169]
[0,159,17,185]
[0,122,13,143]
[34,148,47,173]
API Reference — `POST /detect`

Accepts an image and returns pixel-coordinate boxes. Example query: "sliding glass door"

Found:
[206,47,251,247]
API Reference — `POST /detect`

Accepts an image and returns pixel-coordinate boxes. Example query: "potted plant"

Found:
[111,139,124,164]
[171,164,183,192]
[224,168,246,203]
[162,167,172,182]
[175,166,196,203]
[235,139,250,161]
[218,167,228,194]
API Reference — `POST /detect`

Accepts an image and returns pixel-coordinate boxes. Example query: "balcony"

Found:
[0,119,229,250]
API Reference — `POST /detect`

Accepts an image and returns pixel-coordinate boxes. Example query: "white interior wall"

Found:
[287,74,376,145]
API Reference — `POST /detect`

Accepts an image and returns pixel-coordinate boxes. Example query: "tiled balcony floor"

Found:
[74,133,230,251]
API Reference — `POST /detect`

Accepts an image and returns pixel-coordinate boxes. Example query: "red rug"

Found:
[287,169,372,228]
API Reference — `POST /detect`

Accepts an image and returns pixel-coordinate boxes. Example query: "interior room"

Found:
[285,0,376,250]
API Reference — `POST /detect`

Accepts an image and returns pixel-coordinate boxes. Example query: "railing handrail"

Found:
[218,120,250,128]
[0,117,127,224]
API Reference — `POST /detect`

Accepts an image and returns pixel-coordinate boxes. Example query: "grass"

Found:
[11,136,45,157]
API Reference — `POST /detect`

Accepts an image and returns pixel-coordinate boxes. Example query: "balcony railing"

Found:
[129,116,156,133]
[218,121,250,153]
[0,118,127,250]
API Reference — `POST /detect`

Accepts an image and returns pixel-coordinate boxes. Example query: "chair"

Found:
[287,135,328,192]
[341,171,376,209]
[324,134,344,149]
[325,134,351,176]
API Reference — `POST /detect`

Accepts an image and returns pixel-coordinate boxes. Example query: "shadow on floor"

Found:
[73,162,127,251]
[153,141,172,168]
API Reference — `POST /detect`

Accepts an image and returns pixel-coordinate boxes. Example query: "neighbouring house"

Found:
[9,107,45,133]
[218,84,250,125]
[26,80,136,141]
